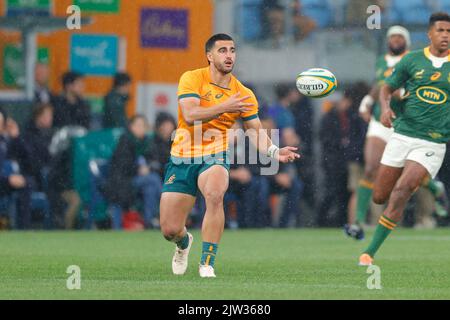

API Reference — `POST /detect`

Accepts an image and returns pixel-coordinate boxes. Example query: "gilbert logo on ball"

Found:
[296,68,337,98]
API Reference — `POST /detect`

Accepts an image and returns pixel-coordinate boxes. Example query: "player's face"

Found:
[428,21,450,53]
[388,35,407,56]
[208,40,236,74]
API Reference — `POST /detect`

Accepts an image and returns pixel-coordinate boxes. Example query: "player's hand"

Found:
[9,174,26,189]
[235,167,252,184]
[275,173,292,189]
[6,119,20,138]
[276,146,301,163]
[380,108,396,128]
[222,92,254,114]
[359,109,371,123]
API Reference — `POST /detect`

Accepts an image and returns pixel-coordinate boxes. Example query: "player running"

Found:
[345,25,448,241]
[159,34,300,277]
[359,12,450,265]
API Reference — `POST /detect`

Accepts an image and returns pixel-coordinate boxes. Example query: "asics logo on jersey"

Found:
[431,72,442,81]
[416,86,448,105]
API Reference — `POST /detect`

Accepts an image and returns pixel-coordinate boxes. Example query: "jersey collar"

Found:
[424,47,450,62]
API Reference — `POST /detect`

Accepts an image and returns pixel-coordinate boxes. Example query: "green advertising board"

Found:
[6,0,51,16]
[2,45,49,88]
[74,0,120,13]
[7,0,51,9]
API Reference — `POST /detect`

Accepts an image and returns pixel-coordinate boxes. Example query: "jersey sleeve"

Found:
[240,90,259,121]
[385,54,411,90]
[375,56,386,84]
[177,71,202,100]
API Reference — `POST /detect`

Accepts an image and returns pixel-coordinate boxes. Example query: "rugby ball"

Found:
[296,68,337,98]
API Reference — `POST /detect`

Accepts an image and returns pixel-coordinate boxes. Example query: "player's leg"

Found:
[360,160,429,265]
[197,165,229,277]
[355,136,386,224]
[372,164,403,205]
[160,192,196,275]
[422,177,448,217]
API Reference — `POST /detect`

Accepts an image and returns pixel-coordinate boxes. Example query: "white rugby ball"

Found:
[296,68,337,98]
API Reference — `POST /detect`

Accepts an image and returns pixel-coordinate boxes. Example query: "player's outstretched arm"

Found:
[243,118,300,164]
[180,93,254,125]
[359,85,378,122]
[379,84,397,128]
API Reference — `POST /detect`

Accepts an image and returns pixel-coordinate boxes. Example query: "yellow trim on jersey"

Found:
[424,47,450,61]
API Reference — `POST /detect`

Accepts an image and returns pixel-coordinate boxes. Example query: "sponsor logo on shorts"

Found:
[426,151,435,157]
[416,86,447,105]
[165,174,176,185]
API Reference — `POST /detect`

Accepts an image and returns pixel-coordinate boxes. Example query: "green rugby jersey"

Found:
[372,53,406,121]
[385,47,450,143]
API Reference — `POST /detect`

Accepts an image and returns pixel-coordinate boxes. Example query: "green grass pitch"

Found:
[1,228,450,299]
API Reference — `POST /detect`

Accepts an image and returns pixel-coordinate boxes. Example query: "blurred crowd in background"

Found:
[1,0,450,231]
[1,62,450,232]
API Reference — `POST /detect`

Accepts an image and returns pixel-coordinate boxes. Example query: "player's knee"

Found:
[161,225,183,242]
[372,190,388,205]
[204,190,225,207]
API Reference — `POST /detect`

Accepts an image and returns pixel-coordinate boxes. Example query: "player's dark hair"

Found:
[429,12,450,29]
[155,112,176,130]
[62,71,83,89]
[275,83,294,100]
[31,104,53,123]
[205,33,234,53]
[113,73,131,89]
[128,114,148,127]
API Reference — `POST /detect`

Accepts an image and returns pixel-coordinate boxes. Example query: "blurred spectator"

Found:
[34,63,54,105]
[291,0,317,41]
[103,73,132,129]
[261,1,287,48]
[47,125,86,229]
[22,104,54,192]
[104,115,162,228]
[147,112,176,180]
[0,109,33,230]
[289,88,316,211]
[227,121,271,228]
[318,88,366,227]
[267,83,303,227]
[53,72,91,129]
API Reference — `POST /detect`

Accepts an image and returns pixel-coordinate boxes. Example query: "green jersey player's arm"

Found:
[379,54,411,127]
[179,94,253,125]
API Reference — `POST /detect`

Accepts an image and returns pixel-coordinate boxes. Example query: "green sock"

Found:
[176,233,190,250]
[364,215,397,257]
[200,242,218,267]
[355,180,374,224]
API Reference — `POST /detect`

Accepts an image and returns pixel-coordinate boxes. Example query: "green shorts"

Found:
[162,152,230,196]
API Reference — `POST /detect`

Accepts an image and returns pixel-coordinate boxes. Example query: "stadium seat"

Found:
[433,0,450,11]
[391,0,432,25]
[301,0,333,28]
[238,0,263,41]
